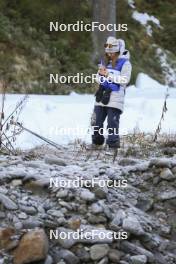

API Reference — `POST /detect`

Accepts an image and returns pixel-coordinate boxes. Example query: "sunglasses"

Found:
[104,44,117,48]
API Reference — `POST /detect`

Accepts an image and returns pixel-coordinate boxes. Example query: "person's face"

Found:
[107,52,116,60]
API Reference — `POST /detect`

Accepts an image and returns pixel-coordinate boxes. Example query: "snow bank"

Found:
[121,73,175,136]
[2,73,176,149]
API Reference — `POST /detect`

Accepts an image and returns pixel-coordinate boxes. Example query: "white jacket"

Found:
[95,51,132,112]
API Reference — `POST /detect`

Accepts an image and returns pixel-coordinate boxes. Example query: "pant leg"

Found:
[92,106,107,145]
[106,107,121,147]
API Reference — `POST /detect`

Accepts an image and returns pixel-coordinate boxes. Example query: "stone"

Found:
[88,214,107,224]
[136,197,153,212]
[160,225,171,236]
[57,249,79,264]
[119,158,137,166]
[97,257,108,264]
[90,244,110,261]
[13,229,49,264]
[160,168,175,180]
[131,255,147,264]
[80,189,95,202]
[172,166,176,174]
[24,160,50,169]
[14,222,23,230]
[38,205,45,214]
[68,218,81,230]
[22,219,43,229]
[19,205,37,215]
[18,212,28,220]
[93,186,108,199]
[120,241,154,262]
[47,209,64,218]
[166,197,176,208]
[56,189,68,198]
[11,179,23,186]
[110,210,126,230]
[8,169,26,179]
[108,249,121,262]
[1,144,176,264]
[149,158,172,168]
[44,220,58,228]
[53,228,76,249]
[24,179,50,191]
[157,190,176,201]
[90,202,103,214]
[122,216,145,235]
[44,255,53,264]
[76,247,90,261]
[0,227,16,250]
[99,202,112,219]
[0,193,18,210]
[163,147,176,156]
[127,162,149,172]
[0,212,5,218]
[0,187,8,194]
[45,155,67,166]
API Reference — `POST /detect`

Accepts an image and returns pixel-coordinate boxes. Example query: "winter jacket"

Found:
[95,50,132,112]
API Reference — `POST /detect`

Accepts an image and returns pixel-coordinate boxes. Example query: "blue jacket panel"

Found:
[100,58,127,91]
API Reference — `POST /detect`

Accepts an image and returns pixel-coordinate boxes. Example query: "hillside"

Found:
[0,0,175,94]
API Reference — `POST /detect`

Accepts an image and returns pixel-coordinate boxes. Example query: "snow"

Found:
[156,48,176,87]
[128,0,135,9]
[132,11,161,36]
[132,11,160,27]
[1,73,176,149]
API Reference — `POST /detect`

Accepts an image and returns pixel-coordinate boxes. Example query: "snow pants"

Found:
[91,105,122,148]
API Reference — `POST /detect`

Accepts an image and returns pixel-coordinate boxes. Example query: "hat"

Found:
[105,37,126,54]
[117,39,125,55]
[105,36,119,53]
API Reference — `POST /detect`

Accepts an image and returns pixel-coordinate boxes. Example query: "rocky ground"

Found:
[0,136,176,264]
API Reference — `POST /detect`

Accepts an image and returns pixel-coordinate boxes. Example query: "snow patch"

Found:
[132,11,160,26]
[132,11,161,36]
[156,48,176,87]
[128,0,135,9]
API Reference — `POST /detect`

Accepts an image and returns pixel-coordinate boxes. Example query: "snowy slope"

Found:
[2,73,176,149]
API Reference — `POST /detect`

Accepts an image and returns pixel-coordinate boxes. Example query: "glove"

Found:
[101,88,111,105]
[95,85,104,103]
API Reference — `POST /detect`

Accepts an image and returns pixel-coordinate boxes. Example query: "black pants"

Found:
[92,106,121,147]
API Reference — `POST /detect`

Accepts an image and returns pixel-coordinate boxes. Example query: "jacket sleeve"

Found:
[120,61,132,86]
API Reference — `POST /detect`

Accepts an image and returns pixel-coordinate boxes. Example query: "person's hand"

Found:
[98,67,108,77]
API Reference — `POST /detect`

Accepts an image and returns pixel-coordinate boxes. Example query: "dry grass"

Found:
[0,80,28,154]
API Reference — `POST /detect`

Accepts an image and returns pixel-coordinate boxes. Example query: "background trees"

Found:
[92,0,116,60]
[0,0,175,93]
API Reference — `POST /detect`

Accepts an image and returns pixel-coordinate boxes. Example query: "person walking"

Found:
[91,36,132,149]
